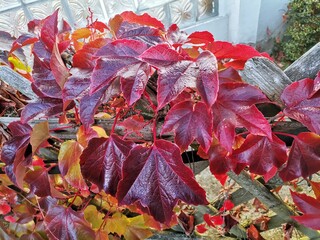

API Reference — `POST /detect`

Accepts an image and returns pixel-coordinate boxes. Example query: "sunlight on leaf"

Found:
[30,121,49,154]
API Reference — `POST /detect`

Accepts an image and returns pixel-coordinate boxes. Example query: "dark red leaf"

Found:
[90,39,148,95]
[231,134,287,175]
[120,62,150,105]
[80,135,135,196]
[79,86,107,129]
[279,132,320,181]
[281,78,320,134]
[291,191,320,230]
[140,43,183,67]
[117,139,208,224]
[62,68,91,100]
[196,51,219,107]
[32,41,51,68]
[21,98,64,123]
[44,205,95,239]
[1,121,32,187]
[312,71,320,94]
[118,114,146,132]
[220,199,234,211]
[196,223,208,234]
[161,101,213,152]
[40,10,59,51]
[212,82,271,152]
[24,167,52,197]
[219,67,242,83]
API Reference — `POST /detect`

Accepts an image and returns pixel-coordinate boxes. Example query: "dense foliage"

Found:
[280,0,320,61]
[0,10,319,239]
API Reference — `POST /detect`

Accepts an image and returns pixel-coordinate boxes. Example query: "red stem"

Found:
[153,114,158,143]
[111,110,121,135]
[273,131,296,139]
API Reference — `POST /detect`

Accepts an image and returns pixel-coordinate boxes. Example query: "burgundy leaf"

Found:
[1,121,32,187]
[80,134,135,196]
[196,51,219,107]
[90,39,148,94]
[24,167,52,197]
[140,43,183,67]
[212,82,271,152]
[120,62,150,105]
[312,71,320,94]
[281,78,320,134]
[21,98,64,123]
[291,191,320,230]
[157,60,197,109]
[79,86,107,129]
[50,41,69,89]
[231,134,287,175]
[161,101,213,152]
[32,55,62,98]
[117,139,208,224]
[44,205,95,239]
[279,132,320,181]
[62,68,91,100]
[40,10,58,51]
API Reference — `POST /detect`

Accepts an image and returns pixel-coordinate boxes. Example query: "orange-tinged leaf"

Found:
[92,126,108,138]
[84,205,104,229]
[58,140,88,190]
[108,14,123,36]
[106,212,129,236]
[310,181,320,201]
[50,40,69,88]
[30,121,50,154]
[72,28,92,40]
[8,56,32,73]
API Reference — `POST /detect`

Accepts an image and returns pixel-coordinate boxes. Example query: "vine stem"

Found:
[111,110,121,135]
[153,114,158,143]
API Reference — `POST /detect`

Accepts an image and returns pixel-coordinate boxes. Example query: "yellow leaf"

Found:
[72,27,92,40]
[68,196,83,207]
[84,205,104,229]
[106,212,129,236]
[58,140,88,190]
[92,126,108,138]
[8,56,32,73]
[124,215,153,240]
[30,121,50,154]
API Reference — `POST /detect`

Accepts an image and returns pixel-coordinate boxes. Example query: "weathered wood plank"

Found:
[239,57,292,107]
[284,42,320,82]
[0,66,38,100]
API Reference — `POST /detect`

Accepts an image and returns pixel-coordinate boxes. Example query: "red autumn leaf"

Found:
[196,223,208,234]
[50,41,69,89]
[118,114,146,132]
[119,11,165,31]
[291,191,320,230]
[212,82,271,152]
[247,224,265,240]
[231,134,287,175]
[140,43,183,67]
[1,121,32,187]
[187,31,214,46]
[312,71,320,94]
[90,39,149,104]
[166,24,188,47]
[157,50,218,109]
[0,201,11,215]
[220,199,234,211]
[44,205,95,239]
[40,10,59,51]
[117,139,208,224]
[203,214,224,227]
[219,67,242,83]
[281,78,320,134]
[161,100,213,152]
[80,135,135,196]
[88,21,109,32]
[196,51,219,107]
[279,132,320,181]
[72,38,110,69]
[10,33,38,53]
